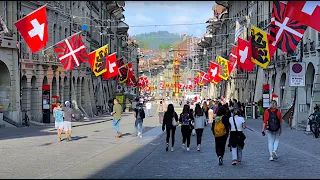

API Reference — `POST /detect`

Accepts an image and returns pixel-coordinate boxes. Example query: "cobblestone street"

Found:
[1,106,320,179]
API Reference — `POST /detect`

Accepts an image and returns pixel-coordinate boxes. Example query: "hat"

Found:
[65,101,71,107]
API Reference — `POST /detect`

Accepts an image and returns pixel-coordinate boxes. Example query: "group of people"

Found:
[158,98,283,166]
[53,101,75,141]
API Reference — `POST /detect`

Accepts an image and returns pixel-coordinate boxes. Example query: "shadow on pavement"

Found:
[72,136,88,141]
[0,127,58,141]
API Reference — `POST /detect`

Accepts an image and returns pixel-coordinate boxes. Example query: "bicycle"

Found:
[308,113,320,138]
[22,109,30,127]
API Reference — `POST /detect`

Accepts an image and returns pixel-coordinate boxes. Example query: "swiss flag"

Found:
[237,38,255,72]
[207,61,222,84]
[15,5,48,53]
[228,46,238,75]
[102,53,119,80]
[285,1,320,32]
[137,77,145,87]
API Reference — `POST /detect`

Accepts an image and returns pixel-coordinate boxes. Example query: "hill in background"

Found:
[131,31,189,49]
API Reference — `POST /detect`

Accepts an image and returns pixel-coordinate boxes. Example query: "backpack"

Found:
[137,108,145,119]
[268,109,280,131]
[214,116,226,137]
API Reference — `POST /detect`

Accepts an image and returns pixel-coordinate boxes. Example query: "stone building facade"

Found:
[0,1,139,126]
[200,1,320,129]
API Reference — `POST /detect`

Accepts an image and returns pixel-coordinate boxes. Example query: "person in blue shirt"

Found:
[53,102,64,141]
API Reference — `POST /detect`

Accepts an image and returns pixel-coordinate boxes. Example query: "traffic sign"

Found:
[289,75,305,87]
[290,62,305,75]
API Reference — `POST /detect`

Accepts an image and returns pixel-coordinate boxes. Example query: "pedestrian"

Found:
[190,109,196,136]
[262,100,282,161]
[62,101,75,142]
[202,101,209,126]
[134,103,145,138]
[211,106,231,165]
[111,98,123,138]
[53,102,64,141]
[208,103,214,123]
[158,100,165,124]
[194,104,206,151]
[179,104,194,152]
[146,100,152,117]
[229,109,246,165]
[162,104,179,152]
[131,98,138,110]
[162,98,167,112]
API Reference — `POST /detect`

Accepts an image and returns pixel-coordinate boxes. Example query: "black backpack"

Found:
[268,109,280,131]
[137,108,145,119]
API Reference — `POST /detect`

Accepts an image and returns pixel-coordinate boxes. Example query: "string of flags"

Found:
[181,1,320,88]
[13,2,320,91]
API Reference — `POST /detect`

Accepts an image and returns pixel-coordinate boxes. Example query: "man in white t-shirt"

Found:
[146,100,152,117]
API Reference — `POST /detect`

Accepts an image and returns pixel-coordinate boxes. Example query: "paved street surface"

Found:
[1,103,320,179]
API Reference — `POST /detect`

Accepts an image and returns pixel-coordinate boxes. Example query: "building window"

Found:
[59,26,62,42]
[53,24,56,44]
[65,28,68,38]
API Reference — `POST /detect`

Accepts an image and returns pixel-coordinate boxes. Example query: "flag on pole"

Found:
[15,5,48,53]
[217,56,230,80]
[53,33,89,71]
[102,52,119,80]
[235,20,244,43]
[89,44,108,76]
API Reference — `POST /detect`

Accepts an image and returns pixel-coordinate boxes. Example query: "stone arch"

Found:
[63,76,69,103]
[52,77,57,96]
[59,76,63,103]
[30,76,37,121]
[81,77,85,105]
[306,62,315,104]
[0,61,10,86]
[21,76,28,112]
[76,77,81,105]
[280,73,286,106]
[43,76,48,85]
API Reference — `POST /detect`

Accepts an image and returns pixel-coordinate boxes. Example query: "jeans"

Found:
[112,119,120,134]
[135,119,143,134]
[166,127,176,147]
[215,135,228,158]
[147,109,151,117]
[267,130,280,156]
[232,146,243,161]
[181,125,192,147]
[196,128,204,145]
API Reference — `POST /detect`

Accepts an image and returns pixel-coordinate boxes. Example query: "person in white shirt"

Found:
[229,110,246,165]
[146,100,152,117]
[158,100,165,124]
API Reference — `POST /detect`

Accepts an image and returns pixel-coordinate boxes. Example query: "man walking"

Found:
[262,100,282,161]
[62,101,75,142]
[111,98,122,138]
[146,100,152,117]
[53,102,64,141]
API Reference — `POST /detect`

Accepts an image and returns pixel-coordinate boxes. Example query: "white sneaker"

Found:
[139,134,143,138]
[269,156,274,161]
[137,132,140,137]
[187,147,190,152]
[272,151,278,159]
[197,145,200,151]
[171,147,174,152]
[182,144,186,150]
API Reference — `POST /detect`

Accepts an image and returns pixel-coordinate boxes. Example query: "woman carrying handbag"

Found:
[162,104,179,152]
[229,109,246,165]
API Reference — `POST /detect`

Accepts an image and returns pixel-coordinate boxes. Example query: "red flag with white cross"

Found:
[53,33,89,71]
[228,46,238,75]
[198,71,209,86]
[207,61,222,84]
[285,1,320,32]
[102,52,119,80]
[237,38,255,72]
[127,62,134,79]
[15,5,48,53]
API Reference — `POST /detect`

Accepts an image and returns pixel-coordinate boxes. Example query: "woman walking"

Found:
[179,104,194,152]
[229,110,246,165]
[212,106,231,165]
[162,104,179,152]
[158,101,165,124]
[134,103,145,138]
[53,102,64,141]
[202,102,209,126]
[194,104,206,151]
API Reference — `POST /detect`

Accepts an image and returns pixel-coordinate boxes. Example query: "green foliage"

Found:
[258,99,264,115]
[132,31,182,49]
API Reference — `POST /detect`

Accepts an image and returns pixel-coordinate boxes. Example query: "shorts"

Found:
[55,122,64,130]
[63,121,72,131]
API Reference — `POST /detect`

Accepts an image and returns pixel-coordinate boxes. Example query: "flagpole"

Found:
[41,30,83,55]
[69,1,72,104]
[17,1,22,125]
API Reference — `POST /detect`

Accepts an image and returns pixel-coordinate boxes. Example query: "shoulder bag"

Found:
[232,116,246,142]
[172,112,178,126]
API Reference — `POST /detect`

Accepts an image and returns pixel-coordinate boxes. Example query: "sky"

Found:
[123,1,215,38]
